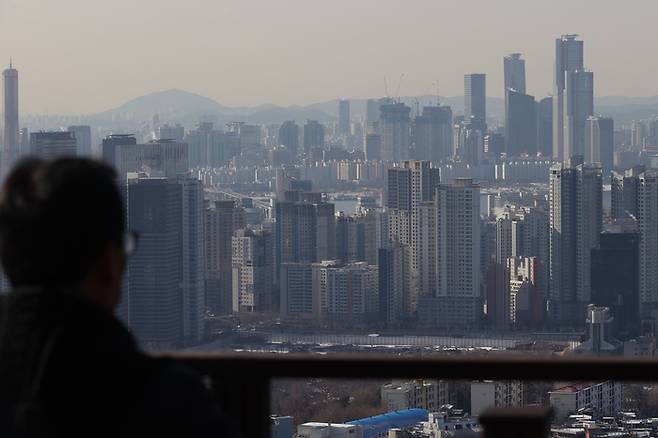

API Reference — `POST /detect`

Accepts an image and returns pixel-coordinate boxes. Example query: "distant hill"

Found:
[101,89,226,121]
[95,89,658,127]
[98,89,333,125]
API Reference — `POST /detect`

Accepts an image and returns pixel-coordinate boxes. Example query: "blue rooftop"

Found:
[348,409,429,438]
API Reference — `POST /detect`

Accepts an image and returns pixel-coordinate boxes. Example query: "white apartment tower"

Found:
[430,178,481,327]
[549,156,602,326]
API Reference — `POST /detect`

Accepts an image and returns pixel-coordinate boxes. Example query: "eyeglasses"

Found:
[124,231,140,256]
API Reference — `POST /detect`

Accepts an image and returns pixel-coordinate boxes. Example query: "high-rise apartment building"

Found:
[420,178,481,328]
[585,116,614,172]
[609,168,658,330]
[549,156,602,326]
[303,120,325,153]
[159,123,185,142]
[279,262,314,317]
[3,62,19,173]
[126,176,205,345]
[591,228,640,339]
[378,243,406,326]
[537,97,553,157]
[365,133,381,161]
[464,74,486,133]
[638,171,658,322]
[380,103,411,162]
[503,53,526,94]
[336,212,378,265]
[67,125,92,157]
[412,106,453,162]
[30,131,77,159]
[611,166,645,220]
[205,200,245,315]
[553,34,585,161]
[312,261,378,325]
[278,120,300,155]
[386,161,441,314]
[505,89,537,157]
[115,139,189,181]
[338,99,350,135]
[564,70,594,159]
[274,196,336,286]
[232,228,274,313]
[102,134,136,168]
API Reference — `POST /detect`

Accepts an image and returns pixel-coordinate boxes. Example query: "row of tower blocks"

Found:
[2,35,612,176]
[0,133,654,346]
[107,146,658,344]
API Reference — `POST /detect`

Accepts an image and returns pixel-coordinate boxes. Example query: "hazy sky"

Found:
[1,0,658,114]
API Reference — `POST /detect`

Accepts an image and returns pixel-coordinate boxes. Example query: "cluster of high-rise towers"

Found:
[1,33,657,347]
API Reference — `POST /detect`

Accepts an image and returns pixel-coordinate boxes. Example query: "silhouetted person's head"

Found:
[0,157,127,311]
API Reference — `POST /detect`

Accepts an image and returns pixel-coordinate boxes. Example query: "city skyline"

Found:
[2,0,658,113]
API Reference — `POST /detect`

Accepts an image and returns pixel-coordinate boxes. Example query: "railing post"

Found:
[479,406,552,438]
[213,374,271,438]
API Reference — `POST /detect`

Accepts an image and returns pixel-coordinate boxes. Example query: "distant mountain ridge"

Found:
[98,89,658,126]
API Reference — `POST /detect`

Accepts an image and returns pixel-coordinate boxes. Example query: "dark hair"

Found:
[0,157,125,287]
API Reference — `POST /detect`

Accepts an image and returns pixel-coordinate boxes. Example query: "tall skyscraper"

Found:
[30,131,77,159]
[115,139,189,182]
[303,120,325,152]
[126,175,205,345]
[591,228,640,339]
[378,243,406,326]
[553,34,584,161]
[158,123,185,142]
[420,178,481,328]
[338,99,350,135]
[205,200,245,315]
[464,74,486,132]
[365,133,381,161]
[67,125,92,157]
[102,134,136,168]
[564,70,594,159]
[274,196,336,283]
[638,171,658,323]
[3,62,19,173]
[386,160,441,315]
[412,106,453,162]
[380,103,411,162]
[549,156,602,326]
[609,169,658,330]
[537,97,553,157]
[503,53,526,94]
[278,120,300,155]
[585,116,614,172]
[505,89,537,157]
[366,99,380,127]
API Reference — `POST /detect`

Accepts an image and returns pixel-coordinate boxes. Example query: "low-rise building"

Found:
[381,380,449,412]
[549,381,623,422]
[470,381,524,416]
[297,422,363,438]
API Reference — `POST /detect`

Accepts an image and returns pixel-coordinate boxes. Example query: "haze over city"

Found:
[2,0,658,113]
[6,2,658,436]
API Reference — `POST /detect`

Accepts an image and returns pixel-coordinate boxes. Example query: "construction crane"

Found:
[394,73,405,103]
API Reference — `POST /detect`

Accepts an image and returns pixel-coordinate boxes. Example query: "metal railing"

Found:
[172,353,658,438]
